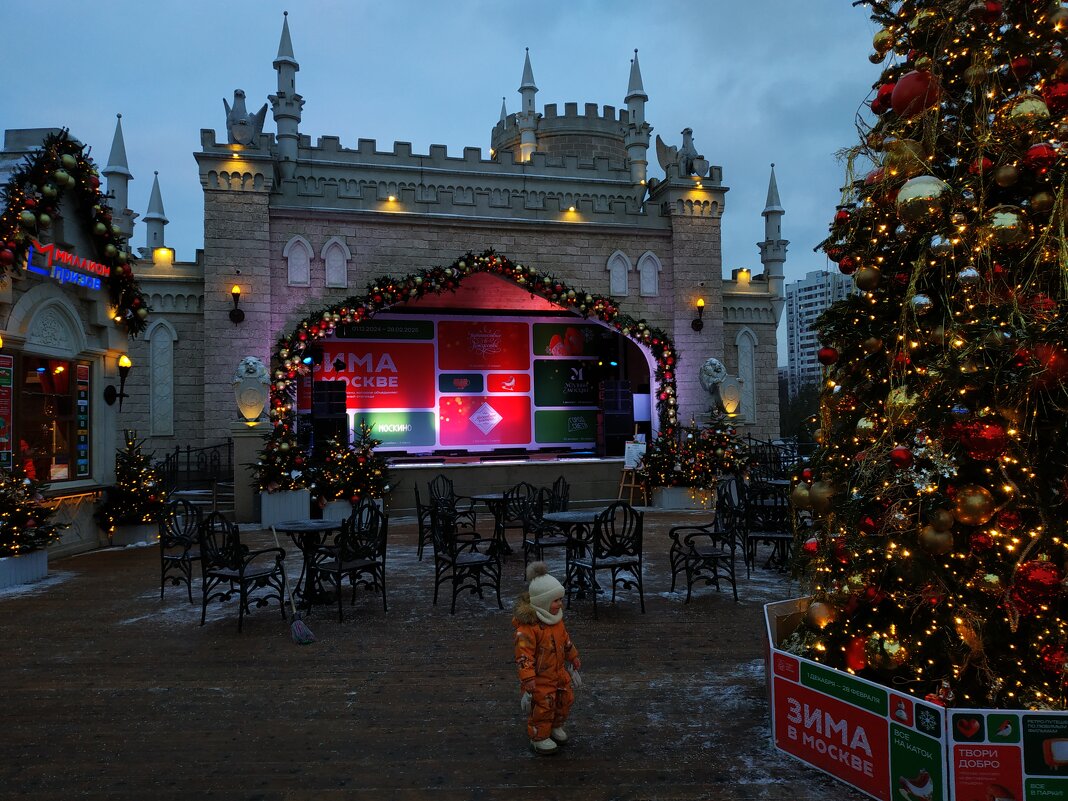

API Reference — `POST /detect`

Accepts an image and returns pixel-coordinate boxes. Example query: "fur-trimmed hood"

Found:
[513,592,539,625]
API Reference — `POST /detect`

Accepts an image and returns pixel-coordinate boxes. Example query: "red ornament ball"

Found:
[845,636,868,672]
[891,71,941,118]
[1040,644,1068,675]
[817,346,839,365]
[801,536,819,556]
[800,467,814,483]
[838,255,859,275]
[1034,344,1068,390]
[1012,559,1063,613]
[959,421,1009,461]
[871,82,896,115]
[968,157,993,175]
[834,208,851,224]
[1025,143,1059,172]
[969,532,994,553]
[0,248,13,267]
[859,515,880,535]
[997,509,1022,531]
[889,446,914,469]
[1044,81,1068,115]
[1010,55,1033,78]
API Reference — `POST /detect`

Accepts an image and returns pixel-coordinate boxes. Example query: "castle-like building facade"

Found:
[0,13,788,546]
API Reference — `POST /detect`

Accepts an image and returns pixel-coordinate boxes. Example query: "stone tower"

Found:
[269,11,304,180]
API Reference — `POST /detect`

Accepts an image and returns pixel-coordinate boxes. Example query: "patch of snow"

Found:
[0,569,74,599]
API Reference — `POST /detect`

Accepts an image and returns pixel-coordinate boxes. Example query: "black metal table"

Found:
[543,508,608,594]
[274,519,344,605]
[471,492,513,557]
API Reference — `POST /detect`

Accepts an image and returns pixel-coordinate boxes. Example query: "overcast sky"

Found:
[2,1,876,364]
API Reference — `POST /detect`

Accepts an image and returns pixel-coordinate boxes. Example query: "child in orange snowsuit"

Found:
[512,561,581,755]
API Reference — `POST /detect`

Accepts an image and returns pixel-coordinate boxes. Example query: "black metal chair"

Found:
[668,480,740,602]
[429,502,501,614]
[198,511,287,631]
[494,481,537,554]
[414,484,434,561]
[427,474,477,530]
[567,501,645,618]
[521,487,569,569]
[550,475,570,512]
[740,477,795,575]
[159,498,202,602]
[309,500,388,620]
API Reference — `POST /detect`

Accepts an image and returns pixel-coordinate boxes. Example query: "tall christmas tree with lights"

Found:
[0,466,66,556]
[789,0,1068,709]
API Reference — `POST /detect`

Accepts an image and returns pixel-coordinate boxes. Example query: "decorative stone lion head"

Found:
[233,356,269,386]
[699,357,727,394]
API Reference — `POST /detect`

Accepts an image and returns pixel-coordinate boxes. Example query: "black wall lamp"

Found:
[230,285,245,323]
[691,297,705,331]
[103,354,132,410]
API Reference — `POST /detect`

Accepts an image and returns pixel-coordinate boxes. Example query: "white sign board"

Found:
[623,441,646,470]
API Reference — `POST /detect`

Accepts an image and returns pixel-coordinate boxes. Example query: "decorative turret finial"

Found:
[102,113,133,227]
[270,10,305,179]
[104,113,132,179]
[144,171,169,250]
[517,48,539,162]
[500,96,508,123]
[626,49,647,103]
[275,10,298,67]
[763,162,784,215]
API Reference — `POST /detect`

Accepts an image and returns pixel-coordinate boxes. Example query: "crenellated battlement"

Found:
[490,100,634,167]
[195,126,665,226]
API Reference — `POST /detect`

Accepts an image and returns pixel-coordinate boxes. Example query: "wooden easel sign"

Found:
[619,437,647,504]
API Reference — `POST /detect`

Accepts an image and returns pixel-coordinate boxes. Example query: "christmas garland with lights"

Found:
[252,249,680,492]
[0,129,149,336]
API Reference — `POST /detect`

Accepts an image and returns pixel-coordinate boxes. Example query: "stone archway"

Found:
[253,249,680,489]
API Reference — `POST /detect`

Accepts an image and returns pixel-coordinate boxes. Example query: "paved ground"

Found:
[0,509,867,801]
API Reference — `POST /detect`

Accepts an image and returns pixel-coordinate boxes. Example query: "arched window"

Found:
[284,235,313,287]
[606,250,631,297]
[321,236,351,289]
[146,320,177,436]
[636,251,662,297]
[736,328,758,422]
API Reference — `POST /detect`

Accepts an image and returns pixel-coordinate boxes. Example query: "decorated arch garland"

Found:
[251,249,679,491]
[0,129,148,336]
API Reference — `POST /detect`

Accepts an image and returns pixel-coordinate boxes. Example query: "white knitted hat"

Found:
[527,561,565,624]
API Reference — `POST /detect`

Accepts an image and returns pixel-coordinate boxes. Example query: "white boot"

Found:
[550,727,568,744]
[530,737,558,755]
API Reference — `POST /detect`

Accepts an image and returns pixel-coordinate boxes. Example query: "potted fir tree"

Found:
[640,413,745,509]
[0,465,66,589]
[312,421,392,521]
[95,430,168,546]
[251,429,311,526]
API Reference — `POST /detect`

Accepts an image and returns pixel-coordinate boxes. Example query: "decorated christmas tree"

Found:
[96,430,167,531]
[640,412,745,489]
[788,1,1068,709]
[0,465,66,556]
[312,421,391,505]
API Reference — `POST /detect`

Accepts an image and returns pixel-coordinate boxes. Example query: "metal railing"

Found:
[157,440,234,492]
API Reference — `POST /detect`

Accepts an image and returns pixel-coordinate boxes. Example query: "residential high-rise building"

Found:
[783,270,855,398]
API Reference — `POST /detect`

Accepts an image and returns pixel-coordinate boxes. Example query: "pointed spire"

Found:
[274,10,298,68]
[103,113,132,179]
[763,163,784,215]
[500,96,508,122]
[519,47,537,92]
[144,171,168,224]
[626,49,647,102]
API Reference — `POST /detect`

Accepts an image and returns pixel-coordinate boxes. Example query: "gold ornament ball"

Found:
[1031,191,1055,213]
[919,525,954,555]
[855,416,877,439]
[993,165,1019,187]
[954,484,996,526]
[862,336,884,354]
[806,601,837,629]
[884,139,926,178]
[791,483,812,509]
[965,64,988,86]
[929,507,955,532]
[983,205,1033,248]
[897,175,950,225]
[866,634,908,670]
[886,386,918,426]
[873,29,894,54]
[813,428,824,445]
[808,481,836,515]
[854,265,882,292]
[1007,94,1051,128]
[908,8,939,32]
[914,55,933,72]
